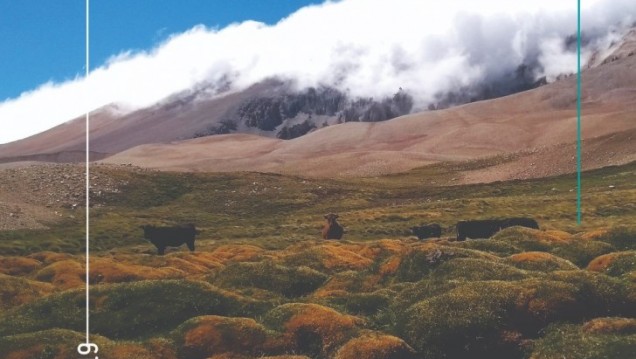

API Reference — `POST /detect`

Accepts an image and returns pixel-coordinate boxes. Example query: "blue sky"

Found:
[0,0,320,101]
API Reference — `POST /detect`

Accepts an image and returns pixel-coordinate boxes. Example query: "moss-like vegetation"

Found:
[492,227,566,251]
[280,243,374,273]
[403,281,522,359]
[0,329,111,359]
[0,280,269,340]
[0,256,43,275]
[171,315,273,359]
[263,303,363,358]
[0,328,178,359]
[587,251,636,277]
[394,245,498,282]
[324,291,392,316]
[1,228,635,358]
[530,321,636,359]
[33,259,85,289]
[450,239,522,256]
[211,261,328,298]
[592,226,636,251]
[334,331,417,359]
[550,240,615,267]
[491,227,616,267]
[1,162,636,357]
[505,252,579,272]
[546,270,636,318]
[0,273,53,311]
[431,257,528,281]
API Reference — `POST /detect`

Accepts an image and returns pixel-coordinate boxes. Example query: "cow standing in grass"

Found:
[411,223,442,240]
[456,217,539,241]
[141,224,198,255]
[322,213,344,240]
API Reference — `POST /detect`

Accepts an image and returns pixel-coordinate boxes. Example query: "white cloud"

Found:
[1,0,634,144]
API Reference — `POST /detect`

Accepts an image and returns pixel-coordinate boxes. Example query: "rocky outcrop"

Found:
[430,63,547,110]
[231,86,347,131]
[277,120,317,140]
[339,90,413,122]
[218,85,414,136]
[193,120,238,138]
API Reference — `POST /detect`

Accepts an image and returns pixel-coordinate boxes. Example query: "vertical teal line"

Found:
[576,0,582,225]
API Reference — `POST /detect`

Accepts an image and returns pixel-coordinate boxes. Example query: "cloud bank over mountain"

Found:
[1,0,635,144]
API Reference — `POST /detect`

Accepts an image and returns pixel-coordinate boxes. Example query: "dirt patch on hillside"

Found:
[0,163,144,230]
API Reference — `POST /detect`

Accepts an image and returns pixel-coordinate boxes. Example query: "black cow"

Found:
[141,224,198,255]
[411,224,442,240]
[456,217,539,241]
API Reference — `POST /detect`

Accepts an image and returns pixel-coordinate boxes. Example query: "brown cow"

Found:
[322,213,344,240]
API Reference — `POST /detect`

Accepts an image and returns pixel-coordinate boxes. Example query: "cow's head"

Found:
[140,225,153,239]
[324,213,339,224]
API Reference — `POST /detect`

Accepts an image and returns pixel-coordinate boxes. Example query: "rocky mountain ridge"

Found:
[193,84,414,139]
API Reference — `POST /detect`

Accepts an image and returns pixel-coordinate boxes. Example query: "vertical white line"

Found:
[85,0,90,344]
[576,0,582,224]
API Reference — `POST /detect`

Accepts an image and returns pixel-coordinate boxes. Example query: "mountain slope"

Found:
[0,80,283,160]
[4,29,635,179]
[102,53,636,179]
[0,80,414,162]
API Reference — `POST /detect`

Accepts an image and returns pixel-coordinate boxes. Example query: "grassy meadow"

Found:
[0,160,635,358]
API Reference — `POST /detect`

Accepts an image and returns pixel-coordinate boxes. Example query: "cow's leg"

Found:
[187,241,195,252]
[157,246,166,255]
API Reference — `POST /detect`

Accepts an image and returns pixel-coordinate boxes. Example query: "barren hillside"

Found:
[103,54,636,180]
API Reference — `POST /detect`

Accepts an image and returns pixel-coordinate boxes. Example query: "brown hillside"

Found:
[0,80,287,160]
[103,54,636,180]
